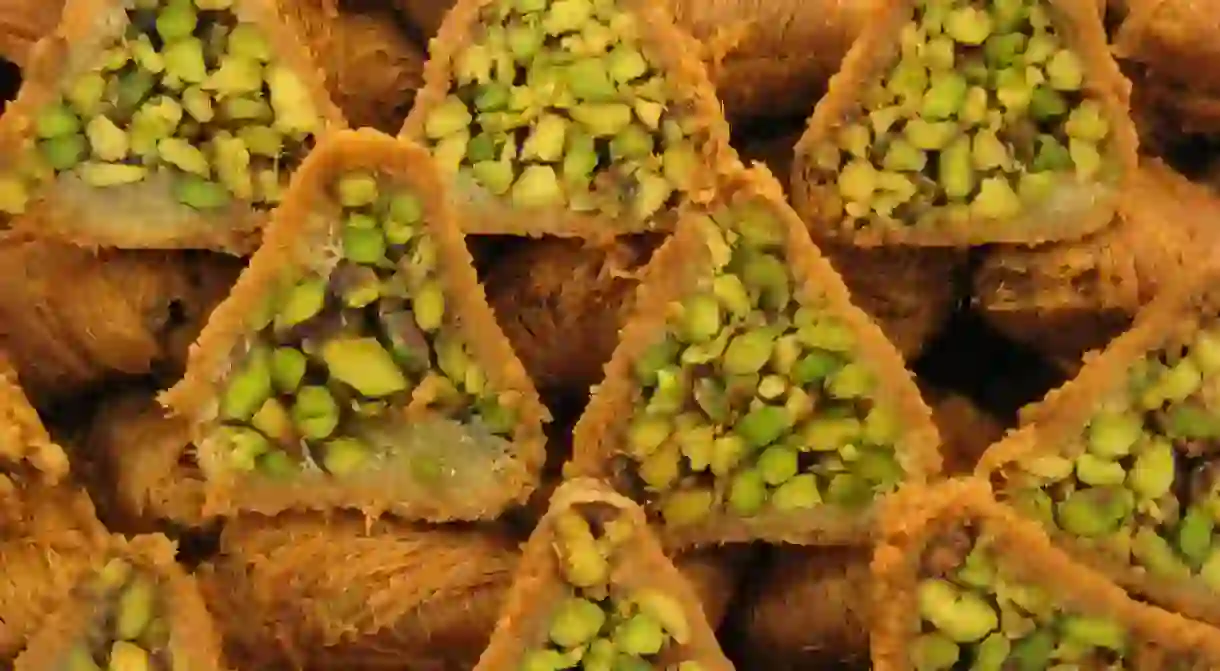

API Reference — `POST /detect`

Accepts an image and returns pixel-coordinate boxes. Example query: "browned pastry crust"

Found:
[1114,0,1220,97]
[201,513,521,671]
[0,235,240,402]
[483,235,663,396]
[739,547,873,670]
[0,0,64,67]
[973,158,1220,363]
[284,0,426,133]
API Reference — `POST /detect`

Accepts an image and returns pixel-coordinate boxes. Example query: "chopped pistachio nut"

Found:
[210,171,519,479]
[624,204,906,529]
[520,509,701,671]
[422,0,703,227]
[1003,326,1220,595]
[912,526,1132,671]
[805,0,1116,233]
[0,0,323,215]
[67,558,173,671]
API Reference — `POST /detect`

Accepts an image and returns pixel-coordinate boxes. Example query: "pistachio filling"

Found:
[63,558,172,671]
[806,0,1116,232]
[208,171,519,482]
[1003,327,1220,594]
[521,508,705,671]
[913,524,1132,671]
[622,204,905,529]
[0,0,322,216]
[422,0,702,225]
